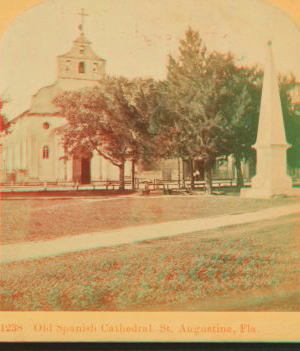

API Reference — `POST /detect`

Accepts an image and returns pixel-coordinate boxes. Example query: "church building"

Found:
[2,13,299,186]
[1,21,130,184]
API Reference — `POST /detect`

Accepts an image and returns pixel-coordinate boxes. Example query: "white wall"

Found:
[1,113,129,183]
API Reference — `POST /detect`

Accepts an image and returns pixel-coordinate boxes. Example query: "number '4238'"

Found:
[2,323,23,332]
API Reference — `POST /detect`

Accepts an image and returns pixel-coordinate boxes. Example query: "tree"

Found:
[220,66,263,189]
[124,77,161,188]
[158,28,255,193]
[54,76,157,189]
[158,28,220,192]
[279,75,300,172]
[224,71,299,189]
[0,97,12,135]
[198,51,258,192]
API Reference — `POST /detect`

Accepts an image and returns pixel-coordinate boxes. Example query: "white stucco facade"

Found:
[1,29,128,184]
[1,110,125,184]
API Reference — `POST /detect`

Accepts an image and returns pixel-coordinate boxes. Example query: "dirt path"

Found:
[2,202,300,263]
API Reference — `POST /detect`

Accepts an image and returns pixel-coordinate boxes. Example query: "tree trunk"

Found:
[234,153,244,190]
[190,159,194,190]
[131,160,135,190]
[204,167,213,195]
[119,161,125,190]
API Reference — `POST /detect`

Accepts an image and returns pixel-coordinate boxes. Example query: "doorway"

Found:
[183,159,205,180]
[73,157,91,184]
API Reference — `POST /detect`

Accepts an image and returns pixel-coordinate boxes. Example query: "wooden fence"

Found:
[1,177,299,193]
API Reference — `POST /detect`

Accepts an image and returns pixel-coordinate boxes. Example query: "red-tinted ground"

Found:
[1,195,299,244]
[1,212,300,311]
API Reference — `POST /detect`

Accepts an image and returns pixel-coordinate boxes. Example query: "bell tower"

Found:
[57,8,106,81]
[29,8,106,114]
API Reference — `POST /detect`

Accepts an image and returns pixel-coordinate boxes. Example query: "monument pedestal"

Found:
[240,41,299,199]
[241,145,295,199]
[240,178,297,199]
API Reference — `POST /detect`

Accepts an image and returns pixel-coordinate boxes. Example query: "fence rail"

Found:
[0,179,133,192]
[140,179,252,193]
[1,177,299,193]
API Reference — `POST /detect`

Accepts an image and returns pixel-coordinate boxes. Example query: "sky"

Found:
[1,0,300,119]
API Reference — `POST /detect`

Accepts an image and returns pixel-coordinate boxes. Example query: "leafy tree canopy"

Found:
[54,76,159,188]
[0,97,12,135]
[155,27,263,191]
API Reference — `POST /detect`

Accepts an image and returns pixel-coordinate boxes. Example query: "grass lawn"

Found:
[1,195,299,244]
[1,212,300,311]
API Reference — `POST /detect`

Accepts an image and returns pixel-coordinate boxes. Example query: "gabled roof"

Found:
[59,32,106,62]
[74,33,91,44]
[10,110,29,123]
[13,30,105,117]
[28,78,101,114]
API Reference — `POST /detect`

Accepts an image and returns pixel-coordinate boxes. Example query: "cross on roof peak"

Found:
[77,8,89,33]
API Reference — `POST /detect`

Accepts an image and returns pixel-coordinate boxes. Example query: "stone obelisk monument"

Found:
[241,41,294,199]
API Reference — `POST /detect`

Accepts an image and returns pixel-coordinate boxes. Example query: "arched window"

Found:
[92,63,99,72]
[79,61,85,73]
[43,145,49,159]
[79,46,85,54]
[66,60,71,71]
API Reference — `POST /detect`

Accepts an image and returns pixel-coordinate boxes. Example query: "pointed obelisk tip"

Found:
[267,40,272,46]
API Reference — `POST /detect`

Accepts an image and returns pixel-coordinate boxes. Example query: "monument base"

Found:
[240,174,298,199]
[240,187,300,199]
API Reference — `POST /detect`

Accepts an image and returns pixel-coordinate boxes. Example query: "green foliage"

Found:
[157,28,258,163]
[54,27,300,188]
[155,28,264,190]
[0,97,12,134]
[279,76,300,168]
[221,66,262,160]
[156,27,300,189]
[54,76,159,188]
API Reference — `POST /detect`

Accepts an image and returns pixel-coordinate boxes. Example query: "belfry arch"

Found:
[79,61,85,73]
